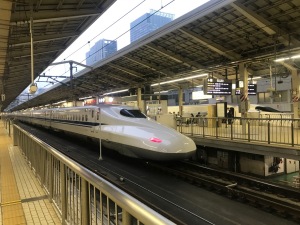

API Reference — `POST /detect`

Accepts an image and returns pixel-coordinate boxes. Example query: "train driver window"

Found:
[120,109,146,118]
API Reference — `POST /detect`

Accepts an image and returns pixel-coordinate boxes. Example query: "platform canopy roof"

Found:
[0,0,116,111]
[1,0,300,111]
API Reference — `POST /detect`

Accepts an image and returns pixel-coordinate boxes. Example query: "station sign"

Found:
[204,78,232,95]
[84,98,96,105]
[235,84,257,95]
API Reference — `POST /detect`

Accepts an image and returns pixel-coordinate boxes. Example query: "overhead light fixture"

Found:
[248,76,261,80]
[252,76,261,80]
[79,96,93,100]
[103,89,128,95]
[53,100,66,105]
[274,54,300,62]
[274,57,289,62]
[151,73,208,86]
[291,54,300,59]
[154,90,169,94]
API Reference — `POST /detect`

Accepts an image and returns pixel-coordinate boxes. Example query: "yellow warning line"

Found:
[1,200,21,207]
[0,122,26,224]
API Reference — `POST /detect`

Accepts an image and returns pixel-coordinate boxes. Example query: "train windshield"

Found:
[120,109,146,118]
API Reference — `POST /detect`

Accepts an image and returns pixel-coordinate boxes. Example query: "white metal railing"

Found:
[259,113,294,120]
[177,116,300,147]
[13,124,175,225]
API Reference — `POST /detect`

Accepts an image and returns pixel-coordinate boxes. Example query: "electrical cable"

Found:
[48,0,176,81]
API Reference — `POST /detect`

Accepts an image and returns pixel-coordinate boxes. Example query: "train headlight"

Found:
[150,137,162,143]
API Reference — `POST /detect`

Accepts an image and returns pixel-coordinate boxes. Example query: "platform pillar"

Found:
[239,63,249,135]
[291,68,299,121]
[178,87,183,116]
[137,87,144,113]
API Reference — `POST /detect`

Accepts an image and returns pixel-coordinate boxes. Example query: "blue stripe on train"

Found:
[18,116,105,127]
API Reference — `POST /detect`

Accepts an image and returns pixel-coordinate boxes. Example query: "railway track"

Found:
[147,161,300,223]
[16,122,300,225]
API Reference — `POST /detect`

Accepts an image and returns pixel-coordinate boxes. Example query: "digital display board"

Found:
[206,81,232,95]
[235,84,257,95]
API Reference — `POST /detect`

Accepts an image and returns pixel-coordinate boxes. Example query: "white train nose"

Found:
[141,130,197,160]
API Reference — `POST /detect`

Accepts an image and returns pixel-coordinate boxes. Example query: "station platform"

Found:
[0,122,61,225]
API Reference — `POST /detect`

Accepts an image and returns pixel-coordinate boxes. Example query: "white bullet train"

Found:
[13,104,197,161]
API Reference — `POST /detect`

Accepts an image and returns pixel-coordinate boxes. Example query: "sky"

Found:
[31,0,210,92]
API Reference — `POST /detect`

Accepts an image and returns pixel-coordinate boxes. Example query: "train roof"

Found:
[40,104,138,111]
[255,106,281,112]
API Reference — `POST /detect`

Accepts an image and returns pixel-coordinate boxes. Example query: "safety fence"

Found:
[178,116,300,147]
[13,124,175,225]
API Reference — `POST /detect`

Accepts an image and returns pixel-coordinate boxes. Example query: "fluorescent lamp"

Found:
[54,100,66,104]
[248,76,261,80]
[274,57,289,62]
[252,76,261,80]
[291,54,300,59]
[154,90,169,94]
[104,89,128,95]
[79,96,93,100]
[151,73,208,86]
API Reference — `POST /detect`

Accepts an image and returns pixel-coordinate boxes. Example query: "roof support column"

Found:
[137,88,144,113]
[239,63,249,135]
[279,61,299,121]
[178,87,183,116]
[291,69,299,120]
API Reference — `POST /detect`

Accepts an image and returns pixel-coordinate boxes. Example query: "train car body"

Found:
[14,105,197,161]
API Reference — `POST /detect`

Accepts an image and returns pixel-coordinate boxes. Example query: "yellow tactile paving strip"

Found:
[0,122,61,225]
[0,123,26,224]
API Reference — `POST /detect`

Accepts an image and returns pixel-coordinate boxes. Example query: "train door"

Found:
[94,108,100,134]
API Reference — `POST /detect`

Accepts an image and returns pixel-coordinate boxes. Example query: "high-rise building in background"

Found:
[86,39,117,66]
[130,10,174,43]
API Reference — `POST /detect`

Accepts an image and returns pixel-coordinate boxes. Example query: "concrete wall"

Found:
[207,156,218,166]
[240,154,265,176]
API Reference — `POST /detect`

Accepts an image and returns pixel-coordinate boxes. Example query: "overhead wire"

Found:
[49,0,176,80]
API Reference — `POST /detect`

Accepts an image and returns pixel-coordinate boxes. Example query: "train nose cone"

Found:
[151,133,196,160]
[170,135,196,153]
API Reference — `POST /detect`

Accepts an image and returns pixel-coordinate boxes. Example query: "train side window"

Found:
[92,110,94,118]
[82,115,84,121]
[85,115,88,121]
[97,112,99,120]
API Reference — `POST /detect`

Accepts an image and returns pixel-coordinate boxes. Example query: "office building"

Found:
[130,10,174,43]
[86,39,117,66]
